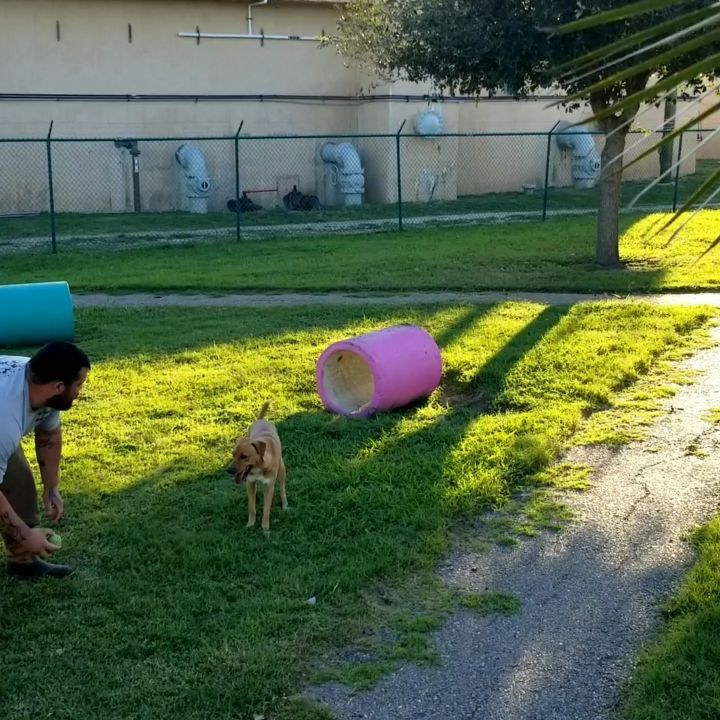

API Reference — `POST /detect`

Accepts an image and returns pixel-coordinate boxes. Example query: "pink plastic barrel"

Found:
[316,324,442,418]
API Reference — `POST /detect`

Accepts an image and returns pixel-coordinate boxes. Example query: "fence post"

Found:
[234,121,244,242]
[396,120,406,231]
[542,121,560,222]
[672,131,684,213]
[45,121,57,254]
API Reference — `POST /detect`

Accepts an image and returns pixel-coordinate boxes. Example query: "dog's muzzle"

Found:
[228,464,252,484]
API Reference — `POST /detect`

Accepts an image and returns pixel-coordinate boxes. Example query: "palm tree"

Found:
[558,0,720,245]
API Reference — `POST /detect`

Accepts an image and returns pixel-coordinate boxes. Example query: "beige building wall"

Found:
[695,93,720,160]
[0,0,363,211]
[456,98,697,195]
[0,0,360,137]
[0,0,705,213]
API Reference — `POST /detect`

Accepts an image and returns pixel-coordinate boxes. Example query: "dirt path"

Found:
[73,290,720,309]
[305,326,720,720]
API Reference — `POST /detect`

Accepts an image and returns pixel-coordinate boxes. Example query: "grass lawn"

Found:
[619,517,720,720]
[1,160,716,242]
[2,210,720,294]
[0,300,713,720]
[618,406,720,720]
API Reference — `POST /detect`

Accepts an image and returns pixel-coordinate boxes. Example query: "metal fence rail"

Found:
[0,126,715,254]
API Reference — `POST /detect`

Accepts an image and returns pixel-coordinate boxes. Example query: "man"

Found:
[0,341,90,579]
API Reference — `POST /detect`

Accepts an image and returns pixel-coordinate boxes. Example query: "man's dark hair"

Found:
[29,342,91,385]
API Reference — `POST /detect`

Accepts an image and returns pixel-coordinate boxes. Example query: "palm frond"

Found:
[659,163,720,237]
[693,230,720,262]
[564,25,720,103]
[556,3,720,77]
[605,83,718,145]
[611,95,720,172]
[559,0,694,33]
[663,181,720,251]
[627,126,720,209]
[556,4,719,75]
[563,8,720,88]
[575,51,720,123]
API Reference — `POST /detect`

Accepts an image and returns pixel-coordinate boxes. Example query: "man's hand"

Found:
[22,527,59,557]
[1,492,58,556]
[43,487,64,523]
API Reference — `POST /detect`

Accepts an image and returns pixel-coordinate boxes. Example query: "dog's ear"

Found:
[252,440,267,460]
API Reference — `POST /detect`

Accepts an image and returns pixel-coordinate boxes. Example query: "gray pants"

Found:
[0,446,39,562]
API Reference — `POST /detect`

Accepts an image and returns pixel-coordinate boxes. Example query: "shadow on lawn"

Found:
[1,300,597,720]
[305,505,688,720]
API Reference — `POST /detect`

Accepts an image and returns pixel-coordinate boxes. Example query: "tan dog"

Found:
[227,401,288,531]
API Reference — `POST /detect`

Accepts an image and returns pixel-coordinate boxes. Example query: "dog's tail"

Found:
[257,401,271,420]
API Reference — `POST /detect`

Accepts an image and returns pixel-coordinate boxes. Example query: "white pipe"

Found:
[321,142,363,175]
[175,143,211,213]
[247,0,268,36]
[320,142,365,205]
[556,128,597,159]
[180,2,322,44]
[555,122,601,188]
[178,31,320,42]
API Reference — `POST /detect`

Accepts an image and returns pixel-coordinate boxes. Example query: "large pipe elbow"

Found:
[175,143,211,197]
[320,141,365,202]
[320,142,363,175]
[555,122,601,187]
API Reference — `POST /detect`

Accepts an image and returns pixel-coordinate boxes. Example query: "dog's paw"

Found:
[246,519,255,528]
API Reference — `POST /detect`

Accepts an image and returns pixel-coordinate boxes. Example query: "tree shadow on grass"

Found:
[1,301,577,720]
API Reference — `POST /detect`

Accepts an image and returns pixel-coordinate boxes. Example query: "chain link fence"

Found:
[0,128,717,254]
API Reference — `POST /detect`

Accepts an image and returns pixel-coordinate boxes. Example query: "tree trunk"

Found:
[596,128,627,267]
[590,74,649,269]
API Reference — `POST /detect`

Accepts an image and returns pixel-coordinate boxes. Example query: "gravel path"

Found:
[305,325,720,720]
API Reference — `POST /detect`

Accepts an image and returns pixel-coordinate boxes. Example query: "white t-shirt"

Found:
[0,355,61,483]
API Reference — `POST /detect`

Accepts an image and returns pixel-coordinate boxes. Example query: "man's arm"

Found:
[35,426,64,522]
[0,488,29,543]
[0,489,57,556]
[35,426,62,489]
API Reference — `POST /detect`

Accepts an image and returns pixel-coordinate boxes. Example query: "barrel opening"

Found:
[321,349,375,415]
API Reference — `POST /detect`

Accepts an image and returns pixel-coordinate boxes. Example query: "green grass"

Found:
[573,321,714,448]
[0,300,712,720]
[4,209,720,294]
[310,574,456,693]
[460,591,522,615]
[2,160,716,242]
[619,519,720,720]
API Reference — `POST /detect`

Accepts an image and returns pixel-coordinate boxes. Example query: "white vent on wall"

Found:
[414,108,444,137]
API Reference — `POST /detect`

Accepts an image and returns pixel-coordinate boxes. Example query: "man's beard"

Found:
[46,394,73,411]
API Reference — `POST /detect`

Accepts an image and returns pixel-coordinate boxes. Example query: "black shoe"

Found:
[7,556,75,579]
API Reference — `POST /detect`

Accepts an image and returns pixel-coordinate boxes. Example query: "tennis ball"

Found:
[47,532,62,547]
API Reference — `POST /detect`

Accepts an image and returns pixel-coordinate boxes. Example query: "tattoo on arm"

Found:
[0,510,25,542]
[36,437,58,449]
[35,430,62,492]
